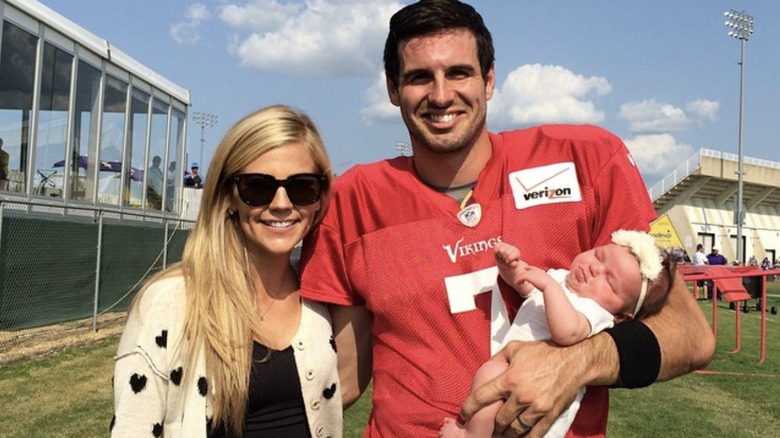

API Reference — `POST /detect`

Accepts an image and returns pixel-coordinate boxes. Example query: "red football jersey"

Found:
[301,125,656,437]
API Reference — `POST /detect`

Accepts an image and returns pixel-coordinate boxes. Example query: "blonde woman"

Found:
[111,105,341,438]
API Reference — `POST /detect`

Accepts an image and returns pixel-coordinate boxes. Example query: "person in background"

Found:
[692,244,708,266]
[761,257,771,270]
[165,160,177,211]
[300,1,714,437]
[691,243,709,301]
[705,247,727,301]
[112,105,341,438]
[147,155,164,210]
[184,161,204,188]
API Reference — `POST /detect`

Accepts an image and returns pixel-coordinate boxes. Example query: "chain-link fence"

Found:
[0,199,194,359]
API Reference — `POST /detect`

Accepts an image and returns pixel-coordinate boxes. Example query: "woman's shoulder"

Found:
[116,272,188,363]
[133,272,187,317]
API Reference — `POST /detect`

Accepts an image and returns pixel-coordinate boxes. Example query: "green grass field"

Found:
[1,285,778,437]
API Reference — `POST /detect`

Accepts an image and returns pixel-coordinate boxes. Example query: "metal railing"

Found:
[648,148,780,202]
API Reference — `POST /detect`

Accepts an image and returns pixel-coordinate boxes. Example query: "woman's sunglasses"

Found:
[231,173,327,206]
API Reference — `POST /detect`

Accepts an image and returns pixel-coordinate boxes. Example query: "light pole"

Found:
[724,9,753,265]
[394,141,412,157]
[192,112,218,168]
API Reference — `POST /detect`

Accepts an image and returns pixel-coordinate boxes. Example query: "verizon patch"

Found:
[509,162,581,210]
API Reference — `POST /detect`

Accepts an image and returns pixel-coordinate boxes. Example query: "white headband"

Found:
[611,230,663,315]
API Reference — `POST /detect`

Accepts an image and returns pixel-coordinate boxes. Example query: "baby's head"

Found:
[610,230,675,320]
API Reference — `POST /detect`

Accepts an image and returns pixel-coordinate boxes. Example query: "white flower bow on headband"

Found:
[611,229,663,315]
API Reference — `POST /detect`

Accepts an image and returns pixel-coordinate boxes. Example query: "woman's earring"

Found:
[227,209,237,219]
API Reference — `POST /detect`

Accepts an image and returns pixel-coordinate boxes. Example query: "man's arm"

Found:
[329,304,373,408]
[642,271,715,380]
[460,271,715,438]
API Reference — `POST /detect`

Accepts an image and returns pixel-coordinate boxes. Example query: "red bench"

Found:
[677,265,779,364]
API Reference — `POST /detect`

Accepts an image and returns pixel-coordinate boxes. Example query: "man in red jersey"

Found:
[300,1,714,437]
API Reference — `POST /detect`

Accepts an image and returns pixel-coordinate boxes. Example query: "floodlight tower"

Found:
[192,112,218,167]
[394,141,412,157]
[724,9,753,264]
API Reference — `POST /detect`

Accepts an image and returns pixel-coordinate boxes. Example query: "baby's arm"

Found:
[516,269,593,346]
[494,242,534,296]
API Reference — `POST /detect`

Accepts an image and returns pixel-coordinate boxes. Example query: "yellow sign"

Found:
[650,214,683,248]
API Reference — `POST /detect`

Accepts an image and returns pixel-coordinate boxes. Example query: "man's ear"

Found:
[485,63,496,101]
[386,76,400,107]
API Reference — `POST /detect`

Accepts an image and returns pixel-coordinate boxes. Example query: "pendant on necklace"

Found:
[457,203,482,227]
[258,303,272,322]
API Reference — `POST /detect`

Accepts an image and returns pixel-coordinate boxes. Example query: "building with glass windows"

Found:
[0,0,189,215]
[0,0,193,337]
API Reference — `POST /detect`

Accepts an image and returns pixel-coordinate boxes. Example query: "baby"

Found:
[440,230,676,438]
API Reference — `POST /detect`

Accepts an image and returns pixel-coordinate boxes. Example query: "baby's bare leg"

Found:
[440,358,508,438]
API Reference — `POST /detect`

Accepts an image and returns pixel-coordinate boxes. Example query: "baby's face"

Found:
[565,243,643,317]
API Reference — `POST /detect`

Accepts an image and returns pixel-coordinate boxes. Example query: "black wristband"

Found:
[605,319,661,388]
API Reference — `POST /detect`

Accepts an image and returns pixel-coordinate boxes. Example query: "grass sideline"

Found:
[0,286,778,437]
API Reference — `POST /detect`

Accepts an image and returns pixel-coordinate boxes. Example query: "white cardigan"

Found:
[111,275,342,438]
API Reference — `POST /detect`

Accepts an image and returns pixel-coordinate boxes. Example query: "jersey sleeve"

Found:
[590,140,656,246]
[300,218,363,306]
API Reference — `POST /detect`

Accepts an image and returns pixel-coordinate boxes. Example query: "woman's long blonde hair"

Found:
[136,105,331,436]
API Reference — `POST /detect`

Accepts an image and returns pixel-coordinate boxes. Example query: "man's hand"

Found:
[460,335,618,438]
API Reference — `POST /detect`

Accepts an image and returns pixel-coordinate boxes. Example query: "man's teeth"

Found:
[431,114,455,123]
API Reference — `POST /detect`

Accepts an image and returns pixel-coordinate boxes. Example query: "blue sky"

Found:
[37,0,780,188]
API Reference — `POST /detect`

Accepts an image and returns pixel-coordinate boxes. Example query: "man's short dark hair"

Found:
[383,0,495,87]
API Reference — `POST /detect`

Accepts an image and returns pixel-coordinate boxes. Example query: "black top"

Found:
[209,342,310,438]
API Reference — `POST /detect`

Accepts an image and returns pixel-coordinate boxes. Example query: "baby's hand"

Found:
[516,267,555,290]
[494,241,521,267]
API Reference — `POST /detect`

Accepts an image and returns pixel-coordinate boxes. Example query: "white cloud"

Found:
[187,3,210,21]
[220,0,301,30]
[618,99,689,133]
[624,133,694,176]
[221,0,403,77]
[170,3,211,45]
[619,99,719,133]
[489,64,611,128]
[686,99,719,123]
[360,71,398,124]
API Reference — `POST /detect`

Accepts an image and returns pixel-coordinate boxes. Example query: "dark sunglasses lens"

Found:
[285,175,323,205]
[236,174,323,206]
[238,175,277,205]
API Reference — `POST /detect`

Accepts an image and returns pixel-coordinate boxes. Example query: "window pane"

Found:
[0,21,37,193]
[35,42,73,198]
[125,88,149,208]
[166,109,185,212]
[146,99,168,211]
[70,60,101,202]
[98,75,127,206]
